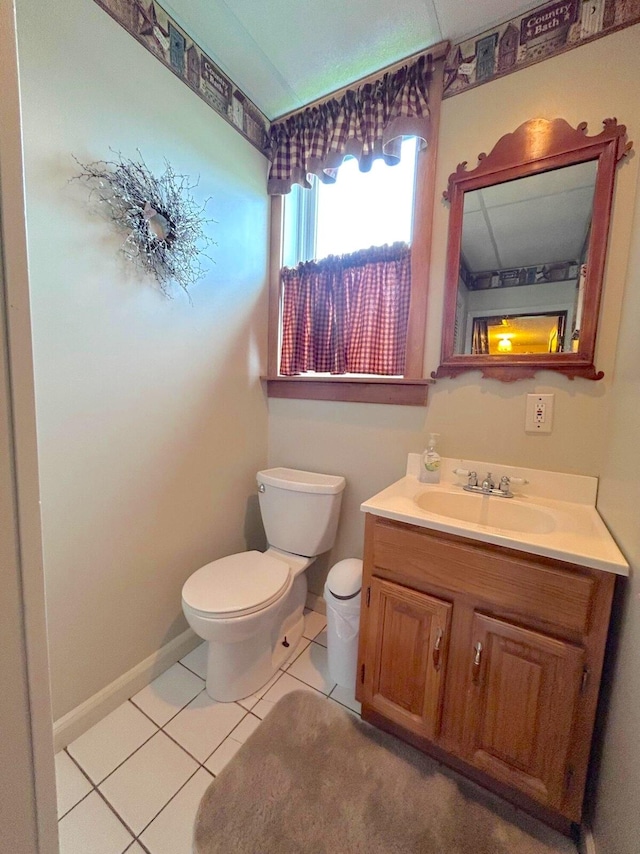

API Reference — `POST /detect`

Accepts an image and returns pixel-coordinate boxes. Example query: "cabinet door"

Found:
[464,613,585,809]
[362,578,452,741]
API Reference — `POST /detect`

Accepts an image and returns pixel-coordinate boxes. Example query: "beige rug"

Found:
[194,691,577,854]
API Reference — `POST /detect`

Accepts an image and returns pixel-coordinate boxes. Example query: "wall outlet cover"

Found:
[525,393,554,433]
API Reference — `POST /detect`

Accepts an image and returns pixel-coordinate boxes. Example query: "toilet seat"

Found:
[182,551,291,619]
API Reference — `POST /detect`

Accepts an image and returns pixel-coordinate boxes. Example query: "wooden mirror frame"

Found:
[433,117,631,382]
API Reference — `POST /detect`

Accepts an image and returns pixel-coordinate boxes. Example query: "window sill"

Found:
[262,376,433,405]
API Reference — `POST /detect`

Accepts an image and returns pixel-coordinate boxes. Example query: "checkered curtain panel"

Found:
[279,243,411,375]
[267,54,433,195]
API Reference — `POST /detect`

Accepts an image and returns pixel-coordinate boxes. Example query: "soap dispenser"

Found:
[420,433,441,483]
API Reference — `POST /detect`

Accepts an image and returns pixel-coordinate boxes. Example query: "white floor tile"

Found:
[99,732,198,836]
[282,636,311,670]
[139,768,213,854]
[58,790,133,854]
[163,692,246,763]
[288,642,336,694]
[131,663,205,726]
[314,627,328,647]
[68,701,157,784]
[179,642,207,680]
[203,736,243,776]
[261,671,324,706]
[229,713,261,743]
[55,750,93,818]
[251,698,276,719]
[302,609,327,640]
[237,693,258,711]
[236,669,281,710]
[256,669,282,697]
[330,683,362,714]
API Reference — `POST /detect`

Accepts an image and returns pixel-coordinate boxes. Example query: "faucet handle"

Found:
[499,474,529,495]
[453,468,478,487]
[499,476,511,494]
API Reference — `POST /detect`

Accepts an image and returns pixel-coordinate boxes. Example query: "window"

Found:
[284,138,418,267]
[264,57,446,405]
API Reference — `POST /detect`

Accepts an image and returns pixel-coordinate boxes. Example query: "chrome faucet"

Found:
[452,467,528,499]
[481,473,495,493]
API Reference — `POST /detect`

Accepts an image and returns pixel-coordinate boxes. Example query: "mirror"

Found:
[455,162,595,357]
[434,118,631,381]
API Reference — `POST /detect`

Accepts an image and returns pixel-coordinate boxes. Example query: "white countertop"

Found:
[360,456,629,576]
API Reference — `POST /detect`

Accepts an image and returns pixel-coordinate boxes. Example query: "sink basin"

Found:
[414,491,557,535]
[360,456,629,575]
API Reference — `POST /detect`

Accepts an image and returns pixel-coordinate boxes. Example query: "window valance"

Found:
[267,53,434,196]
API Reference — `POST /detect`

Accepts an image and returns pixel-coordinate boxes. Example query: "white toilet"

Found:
[181,467,345,702]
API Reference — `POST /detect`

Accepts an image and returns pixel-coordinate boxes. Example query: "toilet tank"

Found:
[257,468,346,557]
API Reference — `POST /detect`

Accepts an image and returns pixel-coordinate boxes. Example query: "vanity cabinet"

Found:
[463,613,584,809]
[356,514,616,831]
[366,578,451,741]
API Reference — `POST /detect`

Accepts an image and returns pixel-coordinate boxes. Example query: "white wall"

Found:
[424,27,639,473]
[465,279,576,315]
[16,0,270,720]
[1,1,57,848]
[591,159,640,854]
[269,26,640,597]
[268,399,427,593]
[0,225,43,854]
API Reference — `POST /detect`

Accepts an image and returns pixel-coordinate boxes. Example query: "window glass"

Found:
[283,137,418,265]
[316,137,417,258]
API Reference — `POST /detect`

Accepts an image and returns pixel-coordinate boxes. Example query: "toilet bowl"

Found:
[181,468,345,702]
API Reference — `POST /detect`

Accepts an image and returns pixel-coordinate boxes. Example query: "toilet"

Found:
[181,467,345,702]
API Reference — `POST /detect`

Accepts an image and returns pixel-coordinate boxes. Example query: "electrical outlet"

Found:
[525,394,554,433]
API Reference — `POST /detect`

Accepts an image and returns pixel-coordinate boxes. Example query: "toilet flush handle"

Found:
[258,483,266,493]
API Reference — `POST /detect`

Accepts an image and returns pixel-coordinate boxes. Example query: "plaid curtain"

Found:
[280,243,411,375]
[267,54,433,195]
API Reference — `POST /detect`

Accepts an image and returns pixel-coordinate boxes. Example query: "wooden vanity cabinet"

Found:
[366,578,452,741]
[356,514,616,832]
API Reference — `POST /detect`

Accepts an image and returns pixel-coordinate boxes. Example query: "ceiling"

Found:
[161,0,544,119]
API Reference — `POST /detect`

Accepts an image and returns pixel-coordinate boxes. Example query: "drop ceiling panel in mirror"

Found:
[461,161,597,272]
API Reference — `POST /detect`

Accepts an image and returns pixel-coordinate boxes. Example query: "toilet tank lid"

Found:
[257,467,345,495]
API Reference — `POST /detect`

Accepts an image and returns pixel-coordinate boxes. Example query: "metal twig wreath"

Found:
[73,151,214,298]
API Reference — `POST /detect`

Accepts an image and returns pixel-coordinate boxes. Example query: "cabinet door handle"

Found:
[472,641,483,682]
[432,628,444,670]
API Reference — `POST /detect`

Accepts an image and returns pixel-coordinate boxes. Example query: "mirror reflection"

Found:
[471,311,569,355]
[453,161,597,356]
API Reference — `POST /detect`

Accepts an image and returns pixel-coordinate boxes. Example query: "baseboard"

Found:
[53,627,201,752]
[306,592,326,615]
[580,824,597,854]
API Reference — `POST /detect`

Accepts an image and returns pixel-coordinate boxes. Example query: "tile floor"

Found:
[55,609,360,854]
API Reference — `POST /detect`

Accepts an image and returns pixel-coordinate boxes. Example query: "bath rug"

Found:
[193,690,576,854]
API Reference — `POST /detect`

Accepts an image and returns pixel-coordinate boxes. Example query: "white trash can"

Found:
[324,558,363,690]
